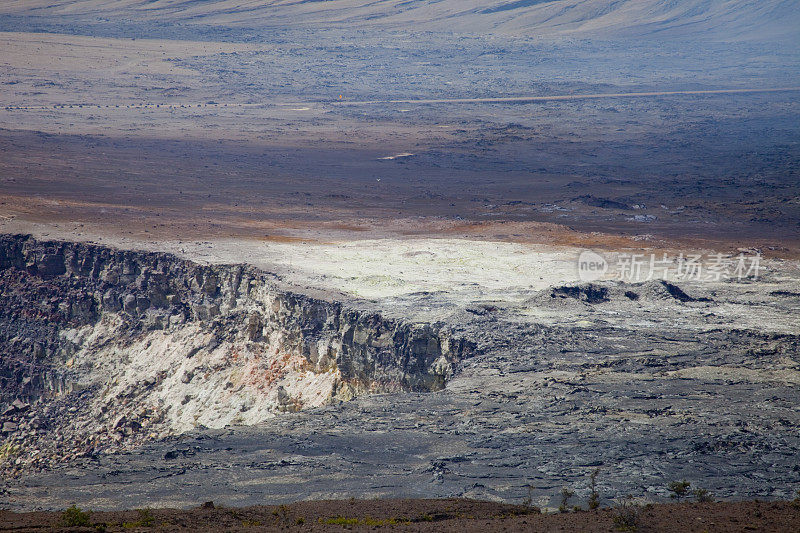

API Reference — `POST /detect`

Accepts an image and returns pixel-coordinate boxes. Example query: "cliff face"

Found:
[0,235,472,473]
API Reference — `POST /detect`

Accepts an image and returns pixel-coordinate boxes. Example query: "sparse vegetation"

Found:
[272,504,290,518]
[668,479,691,499]
[559,487,575,513]
[321,516,360,526]
[588,469,601,510]
[694,488,714,503]
[6,497,800,531]
[0,442,21,463]
[517,486,542,515]
[61,505,91,527]
[612,496,640,532]
[319,513,447,526]
[321,516,409,526]
[123,508,155,528]
[522,484,534,508]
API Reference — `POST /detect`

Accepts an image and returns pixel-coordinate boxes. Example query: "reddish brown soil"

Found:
[1,499,798,532]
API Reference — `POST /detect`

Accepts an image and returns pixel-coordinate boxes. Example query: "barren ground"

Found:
[2,499,800,532]
[0,2,799,525]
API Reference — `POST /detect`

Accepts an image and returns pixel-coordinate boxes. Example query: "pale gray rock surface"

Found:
[0,235,798,511]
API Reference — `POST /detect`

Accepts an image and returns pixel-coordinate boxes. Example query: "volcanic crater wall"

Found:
[0,234,472,471]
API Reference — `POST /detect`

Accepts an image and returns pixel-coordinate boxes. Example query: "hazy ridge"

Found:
[1,0,798,41]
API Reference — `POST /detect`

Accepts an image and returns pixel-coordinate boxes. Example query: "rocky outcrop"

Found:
[530,279,714,308]
[0,234,473,474]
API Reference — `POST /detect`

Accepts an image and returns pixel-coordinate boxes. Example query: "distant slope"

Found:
[0,0,798,41]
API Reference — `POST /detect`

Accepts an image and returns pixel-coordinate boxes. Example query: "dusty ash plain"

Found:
[0,0,799,513]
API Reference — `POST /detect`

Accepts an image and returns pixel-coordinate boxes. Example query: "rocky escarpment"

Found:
[0,234,472,475]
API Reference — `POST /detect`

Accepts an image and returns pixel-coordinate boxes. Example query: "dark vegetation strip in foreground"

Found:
[4,496,800,532]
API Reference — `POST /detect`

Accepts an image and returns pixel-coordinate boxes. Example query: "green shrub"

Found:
[61,505,91,527]
[667,480,691,499]
[320,516,410,526]
[588,469,601,510]
[321,516,360,525]
[694,488,714,503]
[0,442,21,463]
